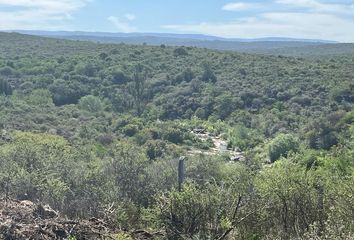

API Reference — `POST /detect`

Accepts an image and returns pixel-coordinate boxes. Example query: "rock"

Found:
[230,152,245,162]
[48,128,57,135]
[35,204,58,219]
[0,129,11,141]
[193,128,206,134]
[132,229,164,239]
[20,200,36,208]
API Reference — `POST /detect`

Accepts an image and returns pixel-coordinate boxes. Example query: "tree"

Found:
[213,93,237,120]
[173,47,188,56]
[201,62,217,83]
[129,64,148,115]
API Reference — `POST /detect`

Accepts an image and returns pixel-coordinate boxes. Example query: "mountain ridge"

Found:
[8,30,337,43]
[2,31,354,57]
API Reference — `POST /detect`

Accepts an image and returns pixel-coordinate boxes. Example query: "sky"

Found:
[0,0,354,42]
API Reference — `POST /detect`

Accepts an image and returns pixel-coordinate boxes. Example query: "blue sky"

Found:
[0,0,354,42]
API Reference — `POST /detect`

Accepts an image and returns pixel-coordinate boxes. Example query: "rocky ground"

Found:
[188,129,245,161]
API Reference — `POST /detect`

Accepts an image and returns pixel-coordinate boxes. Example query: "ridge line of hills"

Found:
[9,30,338,43]
[5,30,354,57]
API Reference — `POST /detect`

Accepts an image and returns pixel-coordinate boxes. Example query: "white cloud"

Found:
[163,11,354,42]
[162,0,354,42]
[108,15,137,33]
[0,0,91,30]
[275,0,354,14]
[0,0,89,12]
[124,13,136,21]
[222,2,259,11]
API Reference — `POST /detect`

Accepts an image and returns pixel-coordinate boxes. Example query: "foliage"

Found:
[0,32,353,239]
[78,95,103,113]
[268,133,299,162]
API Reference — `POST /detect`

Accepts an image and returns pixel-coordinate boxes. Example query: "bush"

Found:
[78,95,103,113]
[75,62,96,77]
[173,68,194,84]
[49,79,88,106]
[163,127,184,144]
[122,124,139,137]
[305,119,338,150]
[111,69,129,84]
[201,63,217,83]
[268,134,299,162]
[173,47,188,56]
[27,89,53,106]
[145,140,167,160]
[228,125,260,151]
[331,83,354,103]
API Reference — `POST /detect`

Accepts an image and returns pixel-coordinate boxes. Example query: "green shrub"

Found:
[173,47,188,56]
[111,69,129,84]
[145,140,167,160]
[27,89,53,106]
[163,127,184,144]
[122,124,140,137]
[78,95,103,113]
[268,134,299,162]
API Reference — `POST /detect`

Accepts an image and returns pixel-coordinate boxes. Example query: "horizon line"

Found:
[2,29,343,43]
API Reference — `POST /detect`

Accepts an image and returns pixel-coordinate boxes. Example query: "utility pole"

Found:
[178,156,186,192]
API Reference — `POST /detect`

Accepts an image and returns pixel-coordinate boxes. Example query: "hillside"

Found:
[0,32,353,239]
[12,30,349,56]
[257,42,354,57]
[1,32,353,131]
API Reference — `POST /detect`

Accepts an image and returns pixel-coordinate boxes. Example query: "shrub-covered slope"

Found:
[0,32,353,239]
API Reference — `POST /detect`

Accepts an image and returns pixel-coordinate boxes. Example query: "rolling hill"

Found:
[9,30,354,57]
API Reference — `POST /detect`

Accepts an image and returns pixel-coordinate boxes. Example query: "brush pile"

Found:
[0,198,113,239]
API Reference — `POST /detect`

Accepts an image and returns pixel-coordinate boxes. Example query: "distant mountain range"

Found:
[10,30,337,43]
[4,30,354,57]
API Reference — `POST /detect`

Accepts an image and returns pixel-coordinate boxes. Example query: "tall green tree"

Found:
[130,64,148,115]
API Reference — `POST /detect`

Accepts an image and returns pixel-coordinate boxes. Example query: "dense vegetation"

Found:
[0,32,353,239]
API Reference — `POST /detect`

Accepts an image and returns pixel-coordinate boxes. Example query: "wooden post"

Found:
[178,156,185,191]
